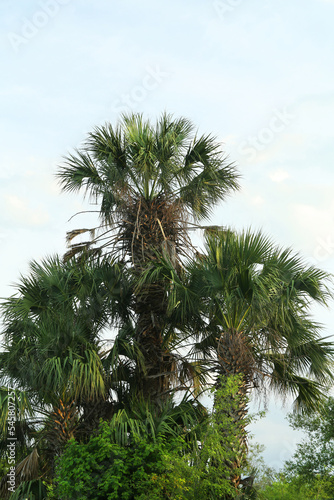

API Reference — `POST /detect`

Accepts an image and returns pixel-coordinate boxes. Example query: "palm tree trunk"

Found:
[125,196,182,402]
[135,286,168,400]
[214,329,254,495]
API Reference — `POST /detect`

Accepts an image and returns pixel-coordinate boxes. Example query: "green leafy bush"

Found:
[55,418,238,499]
[54,380,245,499]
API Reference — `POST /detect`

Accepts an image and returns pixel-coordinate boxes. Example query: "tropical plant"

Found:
[158,228,334,493]
[0,251,208,496]
[0,254,137,495]
[56,419,200,500]
[56,112,240,400]
[259,473,334,500]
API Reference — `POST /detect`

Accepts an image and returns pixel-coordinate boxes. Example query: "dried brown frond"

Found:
[0,448,40,499]
[119,195,189,267]
[66,228,92,244]
[63,243,92,261]
[15,447,39,482]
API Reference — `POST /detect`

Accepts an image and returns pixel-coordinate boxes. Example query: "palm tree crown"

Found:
[186,229,334,408]
[57,112,240,264]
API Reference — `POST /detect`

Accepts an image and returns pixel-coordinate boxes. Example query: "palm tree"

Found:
[0,255,138,495]
[56,112,240,401]
[161,228,334,493]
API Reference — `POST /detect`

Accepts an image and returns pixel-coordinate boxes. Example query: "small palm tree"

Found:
[163,228,334,492]
[57,112,240,400]
[0,255,137,494]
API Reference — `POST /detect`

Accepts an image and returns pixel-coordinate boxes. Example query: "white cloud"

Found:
[293,203,333,233]
[251,195,265,206]
[269,169,290,183]
[5,194,49,227]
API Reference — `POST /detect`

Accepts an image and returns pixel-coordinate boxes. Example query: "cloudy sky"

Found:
[1,0,334,468]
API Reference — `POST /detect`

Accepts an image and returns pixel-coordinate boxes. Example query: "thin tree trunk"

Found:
[214,329,254,495]
[214,374,249,494]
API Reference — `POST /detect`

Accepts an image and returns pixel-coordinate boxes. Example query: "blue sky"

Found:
[1,0,334,469]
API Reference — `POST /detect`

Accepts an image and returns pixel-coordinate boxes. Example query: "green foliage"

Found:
[54,379,246,499]
[275,397,334,498]
[57,112,240,222]
[242,439,276,491]
[55,430,163,499]
[55,420,234,500]
[285,397,334,479]
[250,398,334,500]
[260,475,334,500]
[7,479,48,500]
[188,228,334,412]
[259,477,301,500]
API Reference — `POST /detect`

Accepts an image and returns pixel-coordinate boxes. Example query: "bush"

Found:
[55,417,237,499]
[55,378,249,499]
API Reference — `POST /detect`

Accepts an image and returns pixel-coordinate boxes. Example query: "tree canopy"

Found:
[0,112,333,499]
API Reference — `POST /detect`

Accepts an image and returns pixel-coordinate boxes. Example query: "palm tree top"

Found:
[167,228,334,411]
[57,112,240,224]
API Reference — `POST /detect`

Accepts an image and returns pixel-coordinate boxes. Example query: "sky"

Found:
[1,0,334,470]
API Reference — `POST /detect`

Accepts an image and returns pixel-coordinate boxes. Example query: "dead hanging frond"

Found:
[156,217,167,240]
[62,194,193,265]
[64,226,110,262]
[161,239,178,270]
[63,243,102,262]
[0,448,40,499]
[66,228,93,244]
[203,225,228,236]
[63,242,92,261]
[131,198,142,265]
[121,195,187,267]
[15,447,39,482]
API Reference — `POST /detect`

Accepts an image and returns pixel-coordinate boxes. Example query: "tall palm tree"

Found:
[56,112,240,400]
[161,228,334,493]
